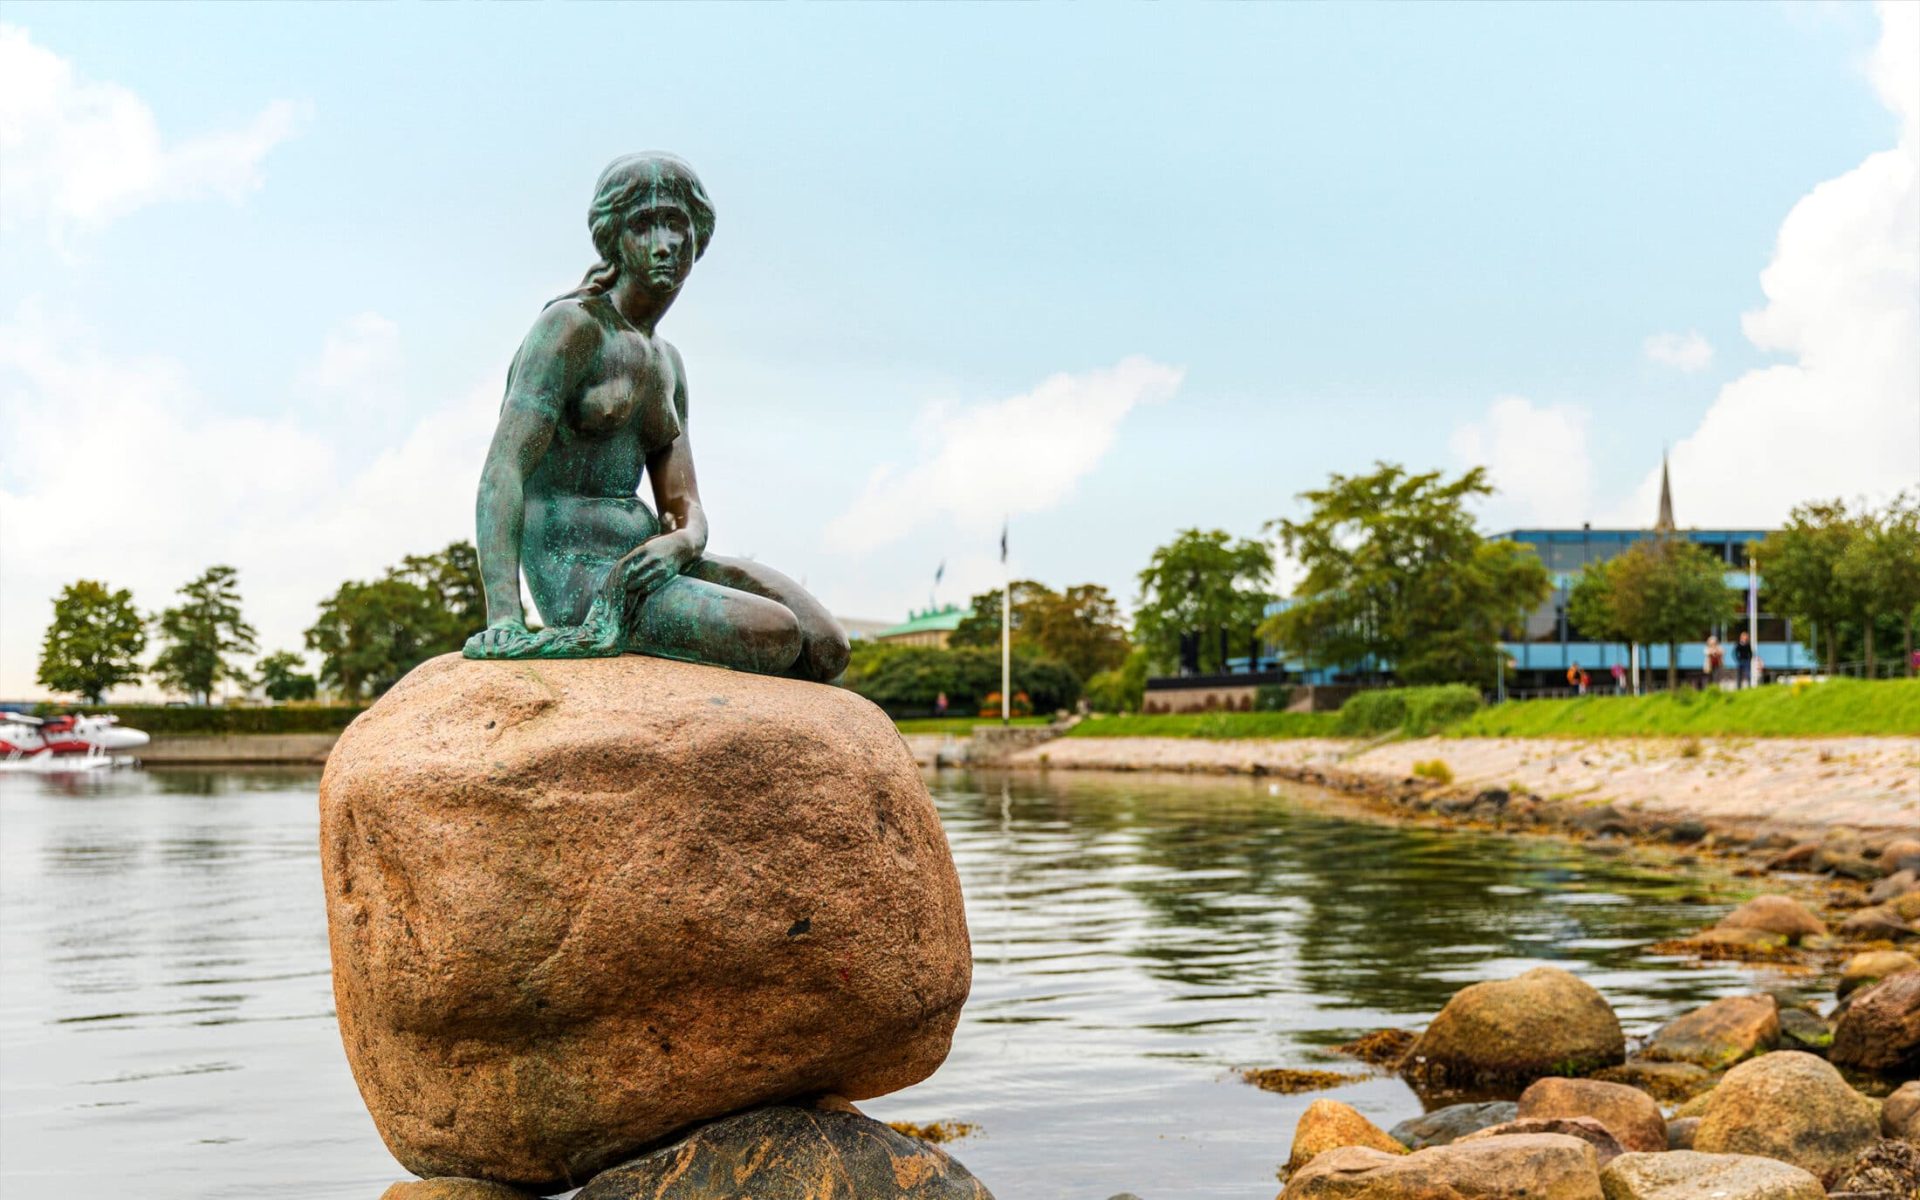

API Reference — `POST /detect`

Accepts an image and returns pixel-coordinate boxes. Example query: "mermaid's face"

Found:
[618,189,696,296]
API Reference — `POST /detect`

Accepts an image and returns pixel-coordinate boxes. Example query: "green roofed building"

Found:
[872,604,972,649]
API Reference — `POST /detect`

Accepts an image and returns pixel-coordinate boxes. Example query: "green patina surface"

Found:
[462,154,847,683]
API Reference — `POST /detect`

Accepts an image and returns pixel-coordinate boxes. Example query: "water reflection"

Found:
[1,766,1804,1200]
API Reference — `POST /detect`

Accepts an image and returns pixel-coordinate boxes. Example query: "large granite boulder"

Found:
[1518,1078,1667,1154]
[320,655,972,1191]
[1598,1151,1823,1200]
[1693,1051,1879,1184]
[1885,1080,1920,1140]
[1832,970,1920,1073]
[1280,1134,1603,1199]
[573,1103,993,1199]
[1286,1100,1407,1173]
[1402,967,1624,1088]
[1638,994,1779,1070]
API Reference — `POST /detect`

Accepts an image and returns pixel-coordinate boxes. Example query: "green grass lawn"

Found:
[1451,677,1920,738]
[893,715,1052,735]
[1064,711,1343,739]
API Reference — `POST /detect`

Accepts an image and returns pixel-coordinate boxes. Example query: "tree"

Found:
[1260,464,1549,685]
[1084,646,1149,713]
[37,580,147,703]
[839,641,1080,715]
[305,577,447,700]
[951,580,1131,682]
[1573,535,1732,691]
[151,565,258,704]
[1835,495,1920,677]
[256,650,319,702]
[1134,530,1275,675]
[393,541,486,641]
[1754,501,1855,673]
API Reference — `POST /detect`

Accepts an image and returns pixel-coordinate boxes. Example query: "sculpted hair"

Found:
[557,153,716,304]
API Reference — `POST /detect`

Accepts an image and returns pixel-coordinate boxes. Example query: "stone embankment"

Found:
[140,732,338,764]
[1004,734,1920,840]
[328,654,988,1198]
[1270,888,1920,1197]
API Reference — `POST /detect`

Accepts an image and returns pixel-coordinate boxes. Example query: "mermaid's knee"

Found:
[742,605,804,676]
[798,621,850,682]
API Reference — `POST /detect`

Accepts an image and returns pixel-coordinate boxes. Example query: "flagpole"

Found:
[1000,520,1010,726]
[1748,554,1759,687]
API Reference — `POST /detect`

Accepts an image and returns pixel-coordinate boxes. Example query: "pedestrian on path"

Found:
[1734,631,1755,688]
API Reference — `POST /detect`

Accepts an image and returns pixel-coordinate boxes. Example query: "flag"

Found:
[999,521,1008,565]
[934,560,945,587]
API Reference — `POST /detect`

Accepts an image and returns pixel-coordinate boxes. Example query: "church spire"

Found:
[1654,452,1675,533]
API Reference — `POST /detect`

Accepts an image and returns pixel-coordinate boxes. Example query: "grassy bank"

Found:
[1065,711,1342,739]
[894,716,1052,735]
[1451,677,1920,738]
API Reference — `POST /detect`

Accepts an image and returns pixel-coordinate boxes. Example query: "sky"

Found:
[1,2,1915,697]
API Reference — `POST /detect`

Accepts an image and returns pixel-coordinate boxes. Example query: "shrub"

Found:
[1412,758,1454,784]
[1336,684,1482,737]
[1253,683,1294,712]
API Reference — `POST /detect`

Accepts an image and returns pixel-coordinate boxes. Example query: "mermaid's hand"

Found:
[464,618,542,660]
[621,531,694,598]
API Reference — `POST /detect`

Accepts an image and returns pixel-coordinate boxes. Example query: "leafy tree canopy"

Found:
[152,565,257,705]
[256,650,319,703]
[840,641,1079,716]
[37,580,147,704]
[1260,464,1549,685]
[1134,530,1275,674]
[1754,500,1857,673]
[304,541,491,700]
[1833,493,1920,676]
[949,580,1131,681]
[1569,534,1732,690]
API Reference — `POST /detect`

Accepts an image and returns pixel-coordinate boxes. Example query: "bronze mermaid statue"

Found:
[463,153,849,682]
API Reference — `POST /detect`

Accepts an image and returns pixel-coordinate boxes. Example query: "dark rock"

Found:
[1591,1061,1716,1103]
[1459,1116,1627,1167]
[1777,1007,1833,1052]
[1666,820,1709,844]
[1665,1117,1699,1150]
[575,1104,993,1199]
[1832,971,1920,1073]
[1389,1101,1519,1149]
[1829,1138,1920,1198]
[1766,842,1820,870]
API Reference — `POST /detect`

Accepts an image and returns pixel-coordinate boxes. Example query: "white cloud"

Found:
[824,355,1182,553]
[1449,394,1595,529]
[0,305,492,697]
[1643,330,1714,373]
[0,23,306,245]
[1610,0,1919,527]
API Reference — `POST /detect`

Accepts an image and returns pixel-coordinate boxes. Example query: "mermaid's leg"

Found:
[682,556,851,682]
[624,575,805,677]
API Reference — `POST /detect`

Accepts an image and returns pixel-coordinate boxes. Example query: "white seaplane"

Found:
[0,711,149,772]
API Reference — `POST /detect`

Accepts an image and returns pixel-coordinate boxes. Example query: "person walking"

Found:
[1705,634,1724,687]
[1610,662,1626,694]
[1734,631,1755,688]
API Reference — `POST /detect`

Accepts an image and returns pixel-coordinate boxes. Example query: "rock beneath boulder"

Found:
[1280,1134,1603,1199]
[1880,838,1920,874]
[320,655,973,1191]
[380,1182,535,1200]
[1590,1061,1715,1104]
[1639,995,1779,1070]
[1841,951,1920,1000]
[1694,1051,1880,1184]
[1832,971,1920,1073]
[1459,1118,1627,1167]
[1830,1138,1920,1198]
[1597,1150,1823,1200]
[1716,896,1825,943]
[1665,1118,1699,1151]
[1287,1100,1407,1173]
[1402,967,1624,1089]
[575,1103,993,1199]
[1884,1080,1920,1140]
[1519,1078,1667,1154]
[1389,1101,1519,1150]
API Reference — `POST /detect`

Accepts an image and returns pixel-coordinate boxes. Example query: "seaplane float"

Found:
[0,711,149,773]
